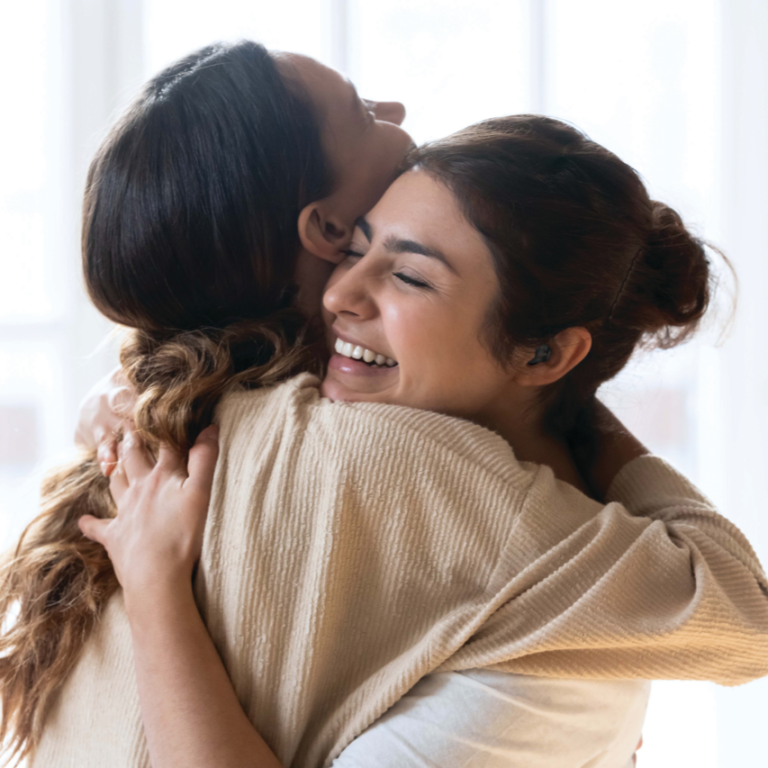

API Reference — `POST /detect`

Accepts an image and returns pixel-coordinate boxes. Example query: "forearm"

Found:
[125,582,283,768]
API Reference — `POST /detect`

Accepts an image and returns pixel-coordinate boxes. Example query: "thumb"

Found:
[78,515,111,545]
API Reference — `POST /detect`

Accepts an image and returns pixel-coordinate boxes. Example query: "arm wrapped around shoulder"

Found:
[437,455,768,687]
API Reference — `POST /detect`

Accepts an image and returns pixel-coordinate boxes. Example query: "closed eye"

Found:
[395,273,431,289]
[362,99,377,118]
[340,248,431,289]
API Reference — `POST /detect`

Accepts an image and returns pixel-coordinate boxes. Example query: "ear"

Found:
[297,201,352,265]
[515,327,592,387]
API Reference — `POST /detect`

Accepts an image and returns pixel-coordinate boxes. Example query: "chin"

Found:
[320,375,394,405]
[319,376,352,402]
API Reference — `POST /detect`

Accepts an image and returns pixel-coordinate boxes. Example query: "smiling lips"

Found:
[333,337,397,367]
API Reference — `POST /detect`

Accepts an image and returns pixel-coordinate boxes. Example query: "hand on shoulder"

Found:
[78,422,220,609]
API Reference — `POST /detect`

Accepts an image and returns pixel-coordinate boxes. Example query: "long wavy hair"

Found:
[0,40,332,765]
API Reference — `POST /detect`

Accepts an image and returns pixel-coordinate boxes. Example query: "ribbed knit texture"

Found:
[32,374,768,768]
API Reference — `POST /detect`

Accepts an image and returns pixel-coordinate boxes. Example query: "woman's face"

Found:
[320,169,520,420]
[276,53,414,226]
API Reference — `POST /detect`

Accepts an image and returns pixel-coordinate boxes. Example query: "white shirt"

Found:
[332,670,650,767]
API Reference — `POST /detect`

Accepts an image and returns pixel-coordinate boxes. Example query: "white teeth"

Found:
[335,337,397,367]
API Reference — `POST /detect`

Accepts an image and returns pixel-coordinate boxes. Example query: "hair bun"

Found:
[634,200,712,348]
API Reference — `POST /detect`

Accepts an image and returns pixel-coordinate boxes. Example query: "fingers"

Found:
[184,425,220,495]
[78,514,110,545]
[97,431,120,476]
[102,422,219,500]
[107,383,134,419]
[109,460,129,504]
[120,423,155,481]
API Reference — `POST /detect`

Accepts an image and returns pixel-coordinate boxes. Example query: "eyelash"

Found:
[339,249,431,290]
[395,272,430,289]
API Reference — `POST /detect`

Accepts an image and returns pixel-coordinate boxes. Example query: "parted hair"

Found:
[0,40,330,765]
[409,115,731,448]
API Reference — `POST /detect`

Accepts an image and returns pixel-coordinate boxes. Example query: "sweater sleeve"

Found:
[435,455,768,687]
[605,455,768,591]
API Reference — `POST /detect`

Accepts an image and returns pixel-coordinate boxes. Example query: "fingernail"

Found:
[208,424,220,439]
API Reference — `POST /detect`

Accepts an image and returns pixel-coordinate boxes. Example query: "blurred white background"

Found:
[1,1,766,765]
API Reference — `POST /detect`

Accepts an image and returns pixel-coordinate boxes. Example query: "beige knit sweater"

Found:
[32,374,768,768]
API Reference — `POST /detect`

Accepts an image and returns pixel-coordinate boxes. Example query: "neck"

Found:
[473,391,594,499]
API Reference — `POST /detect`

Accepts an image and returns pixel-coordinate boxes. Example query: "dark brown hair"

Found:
[0,40,330,764]
[409,115,730,443]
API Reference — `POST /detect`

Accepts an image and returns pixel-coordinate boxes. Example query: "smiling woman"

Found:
[322,171,552,415]
[321,112,717,495]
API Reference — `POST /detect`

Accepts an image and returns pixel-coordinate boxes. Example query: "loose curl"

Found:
[0,40,329,765]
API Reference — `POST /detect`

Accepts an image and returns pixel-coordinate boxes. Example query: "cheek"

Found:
[386,300,498,388]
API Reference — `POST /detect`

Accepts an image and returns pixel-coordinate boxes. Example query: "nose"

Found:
[371,100,406,126]
[323,261,376,321]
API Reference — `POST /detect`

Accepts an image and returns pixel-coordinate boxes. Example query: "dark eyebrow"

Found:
[385,236,458,274]
[353,216,457,274]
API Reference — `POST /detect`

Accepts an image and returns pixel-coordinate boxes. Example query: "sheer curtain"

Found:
[1,1,765,765]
